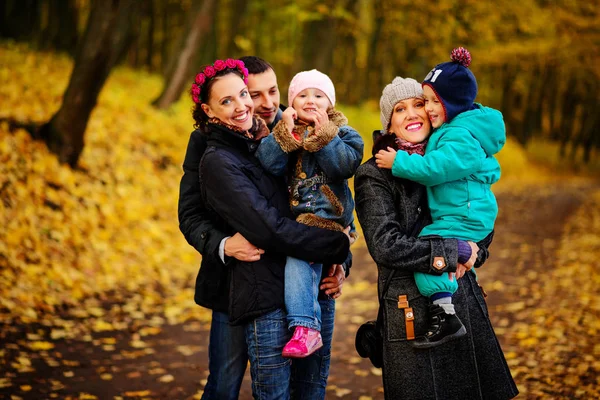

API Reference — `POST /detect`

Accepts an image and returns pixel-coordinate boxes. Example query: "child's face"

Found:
[388,97,431,144]
[423,85,446,128]
[201,73,254,131]
[292,88,332,123]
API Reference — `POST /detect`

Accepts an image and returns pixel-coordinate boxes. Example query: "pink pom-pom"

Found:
[450,47,471,68]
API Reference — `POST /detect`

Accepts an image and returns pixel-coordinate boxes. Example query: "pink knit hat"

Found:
[287,69,336,107]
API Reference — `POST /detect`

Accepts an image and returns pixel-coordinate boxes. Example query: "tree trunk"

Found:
[152,0,217,110]
[365,0,384,101]
[223,0,249,57]
[558,75,578,158]
[300,3,336,73]
[1,0,41,40]
[37,0,137,168]
[160,0,170,74]
[146,0,155,71]
[40,0,79,54]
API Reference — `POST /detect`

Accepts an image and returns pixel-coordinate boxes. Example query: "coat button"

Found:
[292,200,299,206]
[406,311,414,319]
[299,172,307,179]
[435,260,443,267]
[417,207,422,213]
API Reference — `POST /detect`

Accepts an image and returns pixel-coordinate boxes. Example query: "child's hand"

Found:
[375,147,397,169]
[282,107,297,134]
[311,109,329,132]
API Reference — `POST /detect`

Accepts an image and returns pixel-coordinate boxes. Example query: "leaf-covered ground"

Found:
[1,44,599,399]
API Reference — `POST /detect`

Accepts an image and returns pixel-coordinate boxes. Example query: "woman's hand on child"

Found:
[282,107,297,134]
[456,242,479,278]
[375,147,397,169]
[465,241,479,269]
[224,232,264,262]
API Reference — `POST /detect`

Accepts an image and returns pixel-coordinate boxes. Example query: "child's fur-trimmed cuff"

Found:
[303,121,338,152]
[296,213,344,232]
[273,120,302,153]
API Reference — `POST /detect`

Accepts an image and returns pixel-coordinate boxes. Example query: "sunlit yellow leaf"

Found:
[158,374,174,383]
[123,390,152,397]
[28,341,54,351]
[78,394,98,400]
[100,373,113,381]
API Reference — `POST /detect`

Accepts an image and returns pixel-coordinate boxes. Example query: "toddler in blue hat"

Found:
[376,47,505,349]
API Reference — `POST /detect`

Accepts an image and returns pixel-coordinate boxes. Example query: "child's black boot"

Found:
[412,303,466,349]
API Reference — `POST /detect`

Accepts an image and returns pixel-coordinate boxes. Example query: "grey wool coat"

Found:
[354,158,518,400]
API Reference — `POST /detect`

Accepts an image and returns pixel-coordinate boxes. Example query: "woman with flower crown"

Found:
[188,58,350,399]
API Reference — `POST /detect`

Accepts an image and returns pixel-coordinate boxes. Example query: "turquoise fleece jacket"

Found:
[391,104,505,241]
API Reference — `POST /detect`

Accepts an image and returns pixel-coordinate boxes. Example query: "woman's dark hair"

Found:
[372,132,398,156]
[192,68,245,131]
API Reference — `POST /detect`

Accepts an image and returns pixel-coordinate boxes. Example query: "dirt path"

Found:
[0,180,597,399]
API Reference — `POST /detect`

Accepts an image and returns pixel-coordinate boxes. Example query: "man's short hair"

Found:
[239,56,274,75]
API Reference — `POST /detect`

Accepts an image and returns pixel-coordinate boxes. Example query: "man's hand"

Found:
[224,232,264,262]
[343,226,356,245]
[375,146,397,169]
[320,264,346,299]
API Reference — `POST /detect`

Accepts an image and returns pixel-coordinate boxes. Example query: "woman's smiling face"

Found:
[202,72,254,131]
[388,97,431,144]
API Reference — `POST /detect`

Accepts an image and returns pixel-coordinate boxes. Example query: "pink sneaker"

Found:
[282,326,323,358]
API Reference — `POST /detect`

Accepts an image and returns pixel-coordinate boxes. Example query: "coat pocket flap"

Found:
[382,276,428,342]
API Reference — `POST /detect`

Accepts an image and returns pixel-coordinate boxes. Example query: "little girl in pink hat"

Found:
[256,69,364,358]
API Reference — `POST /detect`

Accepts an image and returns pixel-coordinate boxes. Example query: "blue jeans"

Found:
[246,301,335,400]
[201,311,248,400]
[291,297,335,400]
[285,257,323,331]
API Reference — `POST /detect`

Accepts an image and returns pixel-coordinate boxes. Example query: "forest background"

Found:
[0,0,599,399]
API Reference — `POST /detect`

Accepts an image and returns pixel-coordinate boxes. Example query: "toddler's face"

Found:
[423,85,446,128]
[292,88,331,123]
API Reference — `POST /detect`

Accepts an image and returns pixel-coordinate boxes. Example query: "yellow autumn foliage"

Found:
[0,42,561,329]
[0,43,200,324]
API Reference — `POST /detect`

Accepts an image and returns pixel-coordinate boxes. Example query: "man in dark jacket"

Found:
[178,56,349,399]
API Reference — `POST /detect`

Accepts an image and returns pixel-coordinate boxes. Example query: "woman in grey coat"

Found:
[354,77,518,399]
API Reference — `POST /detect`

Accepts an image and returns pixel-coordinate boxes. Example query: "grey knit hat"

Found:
[379,77,424,131]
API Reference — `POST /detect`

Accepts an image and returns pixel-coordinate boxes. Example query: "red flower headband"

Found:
[191,59,249,104]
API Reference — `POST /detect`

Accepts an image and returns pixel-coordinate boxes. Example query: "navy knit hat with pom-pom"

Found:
[422,47,477,123]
